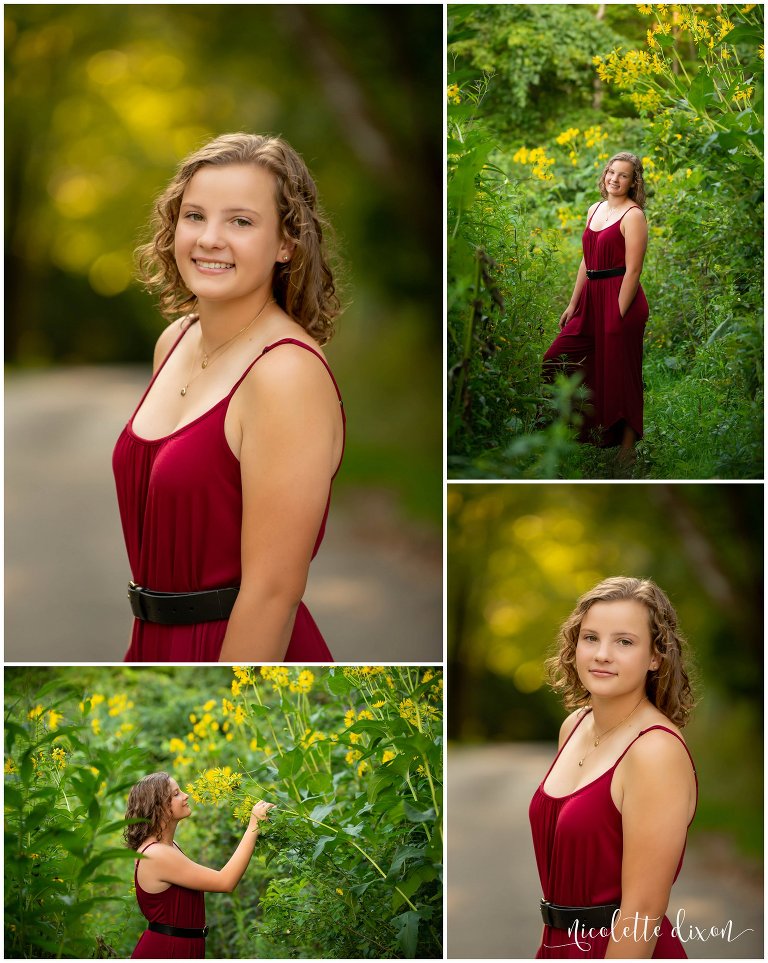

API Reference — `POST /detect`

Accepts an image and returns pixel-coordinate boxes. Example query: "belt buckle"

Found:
[202,924,209,937]
[128,581,146,620]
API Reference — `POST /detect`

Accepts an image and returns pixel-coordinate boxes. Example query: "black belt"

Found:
[540,898,620,930]
[128,582,238,624]
[586,267,626,280]
[148,921,209,939]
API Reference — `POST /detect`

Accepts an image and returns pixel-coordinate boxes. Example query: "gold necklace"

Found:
[578,696,646,767]
[180,296,275,398]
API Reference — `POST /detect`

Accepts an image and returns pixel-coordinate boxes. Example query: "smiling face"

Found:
[173,162,294,308]
[575,599,660,699]
[166,777,192,822]
[603,159,635,199]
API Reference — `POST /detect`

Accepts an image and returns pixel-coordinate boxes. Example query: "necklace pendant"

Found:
[201,358,208,369]
[594,739,600,747]
[578,760,583,767]
[180,387,187,397]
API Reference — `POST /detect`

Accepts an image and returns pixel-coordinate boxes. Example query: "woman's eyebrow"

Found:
[580,627,640,637]
[179,202,261,216]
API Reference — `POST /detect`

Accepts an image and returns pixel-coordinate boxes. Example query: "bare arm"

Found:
[605,732,694,959]
[145,803,274,894]
[618,209,648,318]
[218,346,342,660]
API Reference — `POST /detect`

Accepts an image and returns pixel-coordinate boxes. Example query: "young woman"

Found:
[113,133,345,662]
[529,577,697,959]
[125,771,274,959]
[543,153,649,459]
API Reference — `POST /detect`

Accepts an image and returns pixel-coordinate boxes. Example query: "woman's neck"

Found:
[604,195,631,210]
[195,286,275,350]
[589,691,649,734]
[156,821,178,846]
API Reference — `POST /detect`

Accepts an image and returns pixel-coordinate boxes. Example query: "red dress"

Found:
[113,330,344,662]
[132,841,206,959]
[543,203,648,446]
[529,709,697,959]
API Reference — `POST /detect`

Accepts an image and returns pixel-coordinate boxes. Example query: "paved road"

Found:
[5,366,442,663]
[447,744,763,959]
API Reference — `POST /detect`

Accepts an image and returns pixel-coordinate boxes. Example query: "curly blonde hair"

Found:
[545,577,695,728]
[124,772,173,850]
[136,133,340,344]
[598,152,647,210]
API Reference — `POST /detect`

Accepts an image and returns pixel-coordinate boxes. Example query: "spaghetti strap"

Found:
[230,338,344,404]
[617,204,644,224]
[586,202,604,229]
[128,321,194,423]
[229,337,346,477]
[614,725,698,819]
[540,708,593,784]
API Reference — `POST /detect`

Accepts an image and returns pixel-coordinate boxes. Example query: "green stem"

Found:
[278,805,420,913]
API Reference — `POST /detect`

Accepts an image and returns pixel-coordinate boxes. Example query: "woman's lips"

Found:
[589,669,617,677]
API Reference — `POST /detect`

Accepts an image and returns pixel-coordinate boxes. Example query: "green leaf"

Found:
[394,910,421,957]
[305,771,333,796]
[309,801,336,825]
[275,746,304,780]
[403,800,436,823]
[686,68,714,114]
[325,671,355,696]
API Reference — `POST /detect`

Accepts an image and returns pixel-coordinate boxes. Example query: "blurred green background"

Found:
[5,3,442,523]
[447,483,763,859]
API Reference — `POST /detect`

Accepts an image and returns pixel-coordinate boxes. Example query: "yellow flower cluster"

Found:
[107,694,134,717]
[555,127,579,146]
[300,728,327,749]
[260,666,290,689]
[382,750,397,764]
[51,747,67,769]
[290,670,314,694]
[5,758,17,774]
[187,766,241,804]
[512,146,555,182]
[342,666,386,680]
[593,48,664,89]
[732,85,754,106]
[232,666,254,685]
[447,83,461,105]
[28,705,44,720]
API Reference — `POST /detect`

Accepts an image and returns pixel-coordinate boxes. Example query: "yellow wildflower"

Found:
[336,887,344,896]
[357,761,369,778]
[382,750,396,764]
[91,717,101,736]
[28,705,44,721]
[447,83,461,105]
[345,749,362,766]
[47,710,63,730]
[5,758,17,774]
[51,747,67,769]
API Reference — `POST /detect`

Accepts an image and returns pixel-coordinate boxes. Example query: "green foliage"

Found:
[446,4,763,479]
[448,5,624,129]
[4,681,147,958]
[5,667,443,959]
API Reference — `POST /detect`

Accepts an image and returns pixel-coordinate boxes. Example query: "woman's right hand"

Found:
[559,306,576,330]
[251,801,276,821]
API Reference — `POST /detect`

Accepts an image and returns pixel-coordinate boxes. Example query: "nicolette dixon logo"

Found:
[544,909,754,952]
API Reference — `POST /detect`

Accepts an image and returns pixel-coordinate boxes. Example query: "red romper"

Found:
[132,841,206,959]
[113,330,344,662]
[529,709,697,958]
[543,203,648,446]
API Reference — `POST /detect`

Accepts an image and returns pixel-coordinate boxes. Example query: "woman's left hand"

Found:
[252,801,276,821]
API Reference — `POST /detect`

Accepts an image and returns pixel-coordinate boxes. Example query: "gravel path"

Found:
[5,366,441,662]
[447,744,763,959]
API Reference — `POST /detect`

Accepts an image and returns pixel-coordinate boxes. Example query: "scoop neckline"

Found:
[539,765,615,801]
[587,203,638,233]
[127,395,229,445]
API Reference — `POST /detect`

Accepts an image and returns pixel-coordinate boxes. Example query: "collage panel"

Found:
[447,3,763,481]
[446,483,762,958]
[5,3,443,664]
[5,664,444,958]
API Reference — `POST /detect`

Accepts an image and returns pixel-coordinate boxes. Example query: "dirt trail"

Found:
[5,366,441,662]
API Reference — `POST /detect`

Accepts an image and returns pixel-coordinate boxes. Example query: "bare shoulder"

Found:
[243,334,330,397]
[623,205,648,231]
[558,707,588,749]
[587,200,602,221]
[624,724,691,776]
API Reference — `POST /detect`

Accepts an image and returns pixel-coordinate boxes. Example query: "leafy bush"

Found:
[5,667,443,959]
